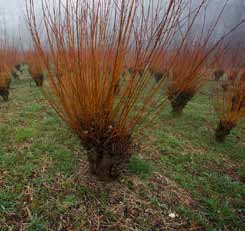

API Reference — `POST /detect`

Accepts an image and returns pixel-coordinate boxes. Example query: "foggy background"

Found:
[0,0,244,49]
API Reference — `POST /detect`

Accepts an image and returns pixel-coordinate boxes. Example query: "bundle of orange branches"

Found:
[214,69,245,142]
[165,31,236,116]
[211,45,243,88]
[210,46,227,81]
[166,43,208,115]
[24,50,44,86]
[149,50,170,83]
[26,0,236,180]
[0,68,11,101]
[0,44,15,101]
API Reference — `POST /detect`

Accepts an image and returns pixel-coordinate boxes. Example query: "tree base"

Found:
[169,91,194,116]
[0,88,9,101]
[34,74,44,87]
[171,106,184,117]
[84,134,132,181]
[215,121,236,142]
[87,149,130,181]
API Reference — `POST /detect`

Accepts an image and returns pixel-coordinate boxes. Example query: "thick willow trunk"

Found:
[0,88,9,101]
[169,91,194,116]
[84,134,132,181]
[34,74,44,87]
[87,149,130,181]
[12,70,19,80]
[215,121,236,142]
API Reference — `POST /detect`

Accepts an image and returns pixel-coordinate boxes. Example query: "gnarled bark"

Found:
[168,90,194,116]
[0,87,9,101]
[33,74,44,87]
[215,121,236,142]
[87,150,129,181]
[85,135,132,181]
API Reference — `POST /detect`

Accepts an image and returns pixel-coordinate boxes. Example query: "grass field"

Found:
[0,69,244,231]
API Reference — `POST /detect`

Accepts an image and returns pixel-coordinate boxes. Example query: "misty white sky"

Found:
[0,0,243,47]
[0,0,43,45]
[0,0,27,42]
[0,0,23,28]
[0,0,227,29]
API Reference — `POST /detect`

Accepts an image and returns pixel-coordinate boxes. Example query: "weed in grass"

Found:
[177,206,206,228]
[201,198,240,229]
[157,131,185,154]
[25,103,44,113]
[16,127,35,142]
[49,148,77,175]
[128,156,154,179]
[25,216,48,231]
[0,125,12,144]
[237,167,245,181]
[61,195,77,209]
[148,196,168,210]
[0,191,19,213]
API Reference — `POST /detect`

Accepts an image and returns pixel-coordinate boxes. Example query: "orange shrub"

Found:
[0,71,11,101]
[26,0,231,180]
[0,46,16,101]
[166,43,208,115]
[214,70,245,142]
[24,50,44,86]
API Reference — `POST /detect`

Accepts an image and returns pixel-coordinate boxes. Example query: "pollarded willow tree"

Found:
[0,20,23,100]
[166,42,209,115]
[214,70,245,142]
[149,0,245,116]
[211,47,245,142]
[26,0,216,180]
[0,42,17,101]
[24,50,45,87]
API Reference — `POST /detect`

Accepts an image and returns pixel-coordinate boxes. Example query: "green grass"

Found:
[128,155,154,179]
[149,92,245,230]
[0,72,244,230]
